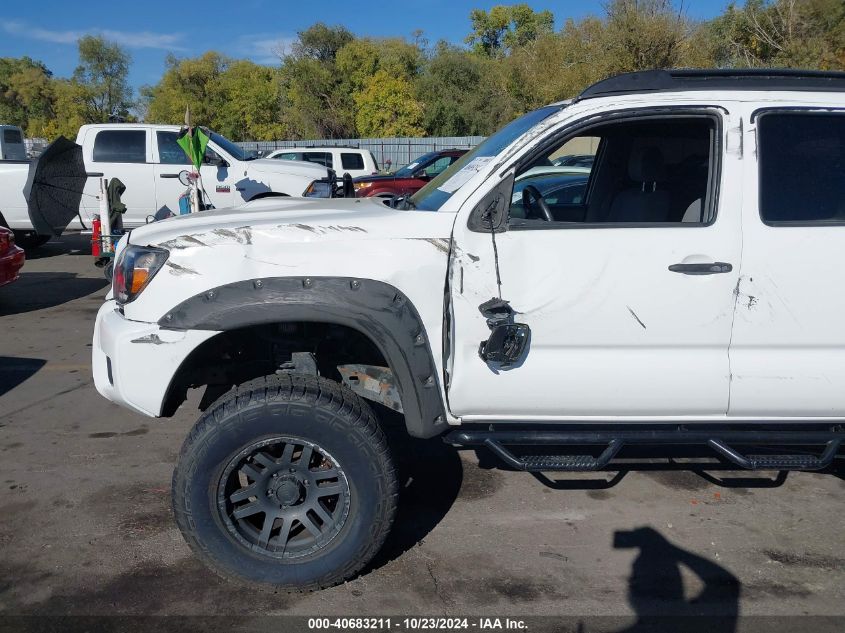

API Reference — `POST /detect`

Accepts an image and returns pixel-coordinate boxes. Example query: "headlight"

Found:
[303,180,332,198]
[353,181,371,191]
[113,245,169,304]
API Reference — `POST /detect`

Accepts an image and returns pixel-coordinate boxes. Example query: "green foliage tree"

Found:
[143,53,285,140]
[0,57,57,135]
[708,0,845,69]
[466,4,554,56]
[73,35,133,122]
[354,70,425,137]
[602,0,692,72]
[416,43,512,135]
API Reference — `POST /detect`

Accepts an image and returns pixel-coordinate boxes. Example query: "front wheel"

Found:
[172,373,398,590]
[13,231,50,250]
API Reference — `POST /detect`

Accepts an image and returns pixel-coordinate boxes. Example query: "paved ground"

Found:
[1,234,844,629]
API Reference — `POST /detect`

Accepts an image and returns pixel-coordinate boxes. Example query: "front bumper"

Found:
[92,301,220,417]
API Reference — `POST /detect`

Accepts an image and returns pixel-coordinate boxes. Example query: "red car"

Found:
[0,227,25,288]
[353,149,467,198]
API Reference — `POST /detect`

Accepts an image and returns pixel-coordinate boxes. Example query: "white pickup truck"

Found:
[93,69,845,591]
[0,123,328,248]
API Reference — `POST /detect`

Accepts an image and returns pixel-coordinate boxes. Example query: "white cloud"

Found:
[235,34,297,64]
[3,20,186,51]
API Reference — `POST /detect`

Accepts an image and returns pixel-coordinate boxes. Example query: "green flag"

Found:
[176,125,210,171]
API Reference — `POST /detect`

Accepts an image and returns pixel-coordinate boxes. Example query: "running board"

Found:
[444,426,844,473]
[483,438,623,472]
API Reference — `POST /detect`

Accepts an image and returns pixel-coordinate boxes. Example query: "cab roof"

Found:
[577,69,845,102]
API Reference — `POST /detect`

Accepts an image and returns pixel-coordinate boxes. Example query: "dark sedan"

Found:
[353,149,467,198]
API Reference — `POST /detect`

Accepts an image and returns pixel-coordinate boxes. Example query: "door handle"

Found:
[159,173,180,179]
[668,262,733,275]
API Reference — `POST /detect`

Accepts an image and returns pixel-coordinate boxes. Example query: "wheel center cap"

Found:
[271,476,303,507]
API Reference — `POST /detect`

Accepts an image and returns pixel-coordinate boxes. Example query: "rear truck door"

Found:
[85,128,154,227]
[446,107,744,421]
[728,106,845,418]
[153,131,234,214]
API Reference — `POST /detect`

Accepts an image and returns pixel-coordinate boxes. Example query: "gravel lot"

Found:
[1,234,844,630]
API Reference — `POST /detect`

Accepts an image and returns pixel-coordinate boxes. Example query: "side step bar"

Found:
[444,427,844,473]
[483,438,624,472]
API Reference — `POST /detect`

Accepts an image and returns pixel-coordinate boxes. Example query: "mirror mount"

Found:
[477,297,530,367]
[478,323,530,367]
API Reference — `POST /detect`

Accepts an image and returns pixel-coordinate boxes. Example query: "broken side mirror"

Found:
[478,323,530,367]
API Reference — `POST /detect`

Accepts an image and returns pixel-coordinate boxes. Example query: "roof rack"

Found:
[577,68,845,101]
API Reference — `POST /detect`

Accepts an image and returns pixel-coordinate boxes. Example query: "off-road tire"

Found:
[172,373,398,590]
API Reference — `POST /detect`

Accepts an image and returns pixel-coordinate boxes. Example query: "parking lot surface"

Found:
[1,235,844,627]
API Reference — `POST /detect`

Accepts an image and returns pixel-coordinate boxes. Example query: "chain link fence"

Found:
[238,136,485,171]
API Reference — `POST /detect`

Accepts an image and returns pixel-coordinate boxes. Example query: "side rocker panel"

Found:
[158,276,448,439]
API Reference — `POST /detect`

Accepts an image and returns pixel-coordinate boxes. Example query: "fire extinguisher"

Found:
[91,215,101,257]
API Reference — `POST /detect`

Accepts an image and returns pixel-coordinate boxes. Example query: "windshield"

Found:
[409,105,565,211]
[394,152,437,177]
[208,131,257,161]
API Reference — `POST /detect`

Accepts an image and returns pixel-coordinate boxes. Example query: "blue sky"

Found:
[3,0,732,90]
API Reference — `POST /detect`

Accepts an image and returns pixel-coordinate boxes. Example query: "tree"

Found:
[354,70,425,137]
[291,23,354,63]
[0,57,55,133]
[279,24,359,138]
[143,52,227,126]
[466,4,554,57]
[214,61,286,140]
[707,0,845,69]
[602,0,692,72]
[416,43,512,135]
[73,35,133,121]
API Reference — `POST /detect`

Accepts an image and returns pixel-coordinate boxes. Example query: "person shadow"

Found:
[611,527,740,633]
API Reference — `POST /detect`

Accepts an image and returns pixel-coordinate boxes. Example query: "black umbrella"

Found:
[23,136,89,236]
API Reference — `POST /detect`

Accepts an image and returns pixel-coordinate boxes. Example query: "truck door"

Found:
[447,109,743,420]
[728,108,845,417]
[87,129,154,227]
[153,131,234,214]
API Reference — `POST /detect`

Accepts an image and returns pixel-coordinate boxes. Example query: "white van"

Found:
[265,146,379,178]
[0,125,26,160]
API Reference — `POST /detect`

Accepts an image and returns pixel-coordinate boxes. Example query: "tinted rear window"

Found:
[93,130,146,163]
[341,153,365,170]
[3,129,23,144]
[759,113,845,224]
[303,152,333,168]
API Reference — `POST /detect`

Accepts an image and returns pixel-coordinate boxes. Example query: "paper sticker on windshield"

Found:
[405,162,418,171]
[437,156,495,193]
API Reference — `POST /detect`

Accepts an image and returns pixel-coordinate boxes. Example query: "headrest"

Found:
[629,146,666,182]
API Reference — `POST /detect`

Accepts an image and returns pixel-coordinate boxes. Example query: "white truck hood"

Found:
[247,158,327,178]
[126,196,449,248]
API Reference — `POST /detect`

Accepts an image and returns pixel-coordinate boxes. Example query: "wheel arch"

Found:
[248,191,290,201]
[159,277,448,439]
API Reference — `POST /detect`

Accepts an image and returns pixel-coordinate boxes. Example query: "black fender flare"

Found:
[159,277,448,439]
[248,191,290,201]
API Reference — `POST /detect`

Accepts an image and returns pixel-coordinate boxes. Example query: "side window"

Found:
[509,116,716,227]
[758,112,845,224]
[92,130,146,163]
[156,131,188,164]
[275,152,299,161]
[340,152,364,170]
[425,156,453,177]
[3,129,23,144]
[368,151,379,171]
[303,152,333,168]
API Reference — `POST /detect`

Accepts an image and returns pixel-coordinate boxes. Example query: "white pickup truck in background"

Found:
[0,123,329,248]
